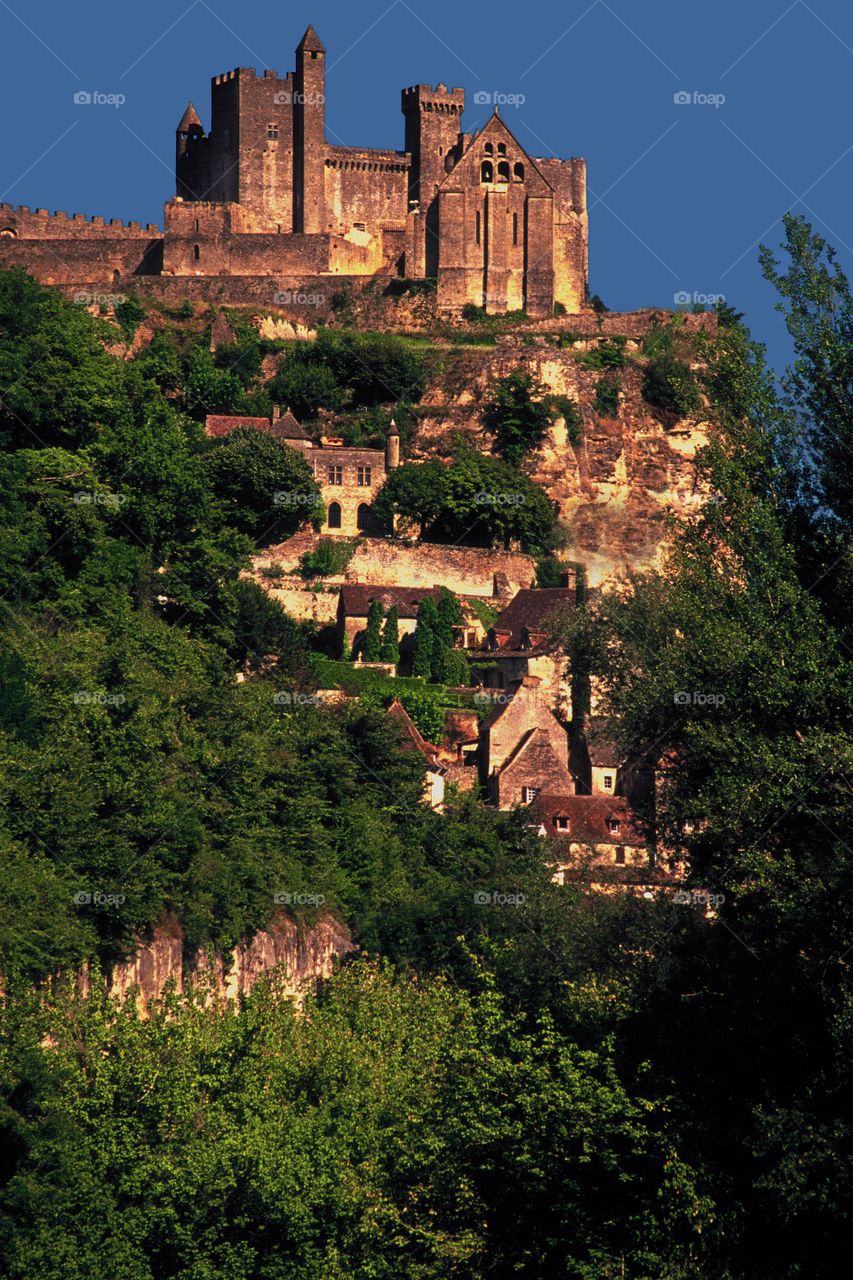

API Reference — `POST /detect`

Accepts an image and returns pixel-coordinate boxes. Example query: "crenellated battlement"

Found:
[1,25,588,318]
[0,203,159,236]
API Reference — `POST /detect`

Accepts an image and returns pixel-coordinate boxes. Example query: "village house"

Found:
[205,407,400,535]
[478,675,574,808]
[528,793,673,895]
[470,578,578,716]
[337,583,488,662]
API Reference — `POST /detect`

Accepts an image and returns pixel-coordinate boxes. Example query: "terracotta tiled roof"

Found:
[274,410,312,441]
[480,587,576,653]
[530,794,648,847]
[205,415,272,438]
[386,699,444,771]
[339,584,442,621]
[204,410,314,443]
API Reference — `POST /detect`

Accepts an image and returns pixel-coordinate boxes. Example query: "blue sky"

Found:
[1,0,852,371]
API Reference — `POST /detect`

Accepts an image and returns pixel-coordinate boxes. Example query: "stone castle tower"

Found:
[0,25,588,318]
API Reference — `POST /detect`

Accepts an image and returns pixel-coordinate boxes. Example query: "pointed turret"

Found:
[386,418,400,470]
[177,102,203,134]
[297,25,325,53]
[176,102,204,195]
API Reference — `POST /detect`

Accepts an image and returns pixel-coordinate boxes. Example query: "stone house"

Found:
[478,674,573,807]
[470,580,577,715]
[337,584,443,657]
[205,408,400,536]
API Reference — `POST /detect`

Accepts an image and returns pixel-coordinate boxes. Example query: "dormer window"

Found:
[555,816,569,831]
[608,819,621,835]
[603,774,613,791]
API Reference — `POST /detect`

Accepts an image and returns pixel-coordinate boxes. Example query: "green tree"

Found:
[642,353,701,416]
[362,598,385,662]
[411,596,437,678]
[380,605,399,663]
[206,427,322,542]
[374,449,555,552]
[483,371,553,465]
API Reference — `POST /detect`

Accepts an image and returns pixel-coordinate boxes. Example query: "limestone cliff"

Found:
[412,330,712,587]
[80,912,354,1011]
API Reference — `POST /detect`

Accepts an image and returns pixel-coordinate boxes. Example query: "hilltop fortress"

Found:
[0,25,588,317]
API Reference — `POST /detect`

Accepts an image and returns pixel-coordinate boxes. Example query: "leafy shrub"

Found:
[206,428,322,541]
[299,537,356,578]
[577,337,628,371]
[114,296,146,341]
[483,372,554,465]
[550,395,583,445]
[642,354,701,417]
[593,374,621,418]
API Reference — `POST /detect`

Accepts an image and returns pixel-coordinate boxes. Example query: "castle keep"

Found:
[0,26,588,317]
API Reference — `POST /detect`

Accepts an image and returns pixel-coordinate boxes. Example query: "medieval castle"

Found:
[0,25,589,317]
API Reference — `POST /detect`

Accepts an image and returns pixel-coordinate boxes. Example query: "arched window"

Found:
[484,142,493,155]
[480,161,493,183]
[497,142,507,155]
[356,503,370,532]
[514,162,525,182]
[497,161,510,182]
[193,244,200,261]
[327,501,342,530]
[0,228,17,238]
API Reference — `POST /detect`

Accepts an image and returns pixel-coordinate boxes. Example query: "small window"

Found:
[522,786,540,805]
[603,774,613,791]
[615,846,626,865]
[353,220,366,231]
[484,142,493,155]
[475,210,481,244]
[195,218,200,232]
[608,819,621,835]
[356,465,372,486]
[555,816,569,831]
[480,161,493,184]
[267,124,278,140]
[497,142,506,155]
[497,161,510,182]
[512,211,518,246]
[327,501,342,529]
[328,464,343,485]
[514,162,525,182]
[193,244,200,261]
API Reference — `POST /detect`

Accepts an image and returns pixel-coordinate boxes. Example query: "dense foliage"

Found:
[1,237,852,1277]
[373,445,556,551]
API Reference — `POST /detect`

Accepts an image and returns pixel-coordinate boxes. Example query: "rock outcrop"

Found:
[80,912,355,1011]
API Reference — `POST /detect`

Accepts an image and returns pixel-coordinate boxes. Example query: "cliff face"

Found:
[80,913,355,1011]
[414,332,711,586]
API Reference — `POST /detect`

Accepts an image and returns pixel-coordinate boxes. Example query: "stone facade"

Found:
[0,26,588,318]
